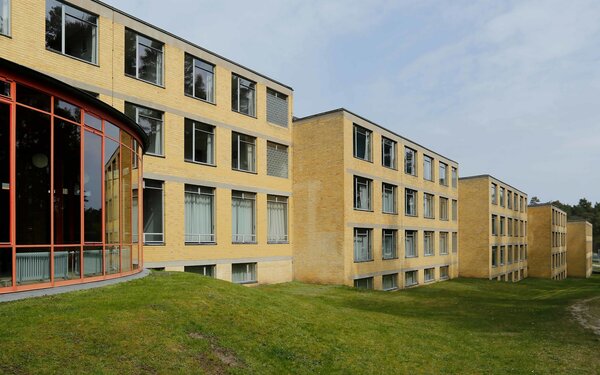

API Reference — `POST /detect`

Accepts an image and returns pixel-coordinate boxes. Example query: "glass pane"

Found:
[138,114,161,155]
[184,54,194,96]
[138,43,160,84]
[84,131,102,242]
[105,139,120,244]
[0,103,9,242]
[132,243,140,270]
[55,99,81,122]
[121,245,131,272]
[121,143,133,244]
[16,248,50,285]
[0,81,9,97]
[83,246,103,277]
[231,75,239,111]
[124,29,137,77]
[16,107,51,244]
[105,121,120,140]
[64,13,97,63]
[143,182,163,242]
[84,112,102,130]
[0,248,12,287]
[54,247,81,281]
[54,120,81,244]
[16,84,51,112]
[239,83,255,116]
[45,0,63,53]
[105,245,120,274]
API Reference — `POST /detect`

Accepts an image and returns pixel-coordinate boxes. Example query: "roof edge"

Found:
[459,174,528,195]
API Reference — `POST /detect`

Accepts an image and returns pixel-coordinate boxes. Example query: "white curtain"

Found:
[185,192,213,243]
[205,131,213,164]
[382,234,394,258]
[268,201,287,242]
[354,232,370,261]
[383,188,394,213]
[364,133,371,160]
[358,182,369,210]
[246,142,255,172]
[232,197,254,242]
[424,233,432,255]
[405,235,415,257]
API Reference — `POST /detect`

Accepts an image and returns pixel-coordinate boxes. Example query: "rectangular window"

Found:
[382,229,397,259]
[439,197,449,220]
[382,183,397,214]
[499,187,505,207]
[452,232,458,253]
[452,199,458,221]
[184,265,215,277]
[0,0,10,36]
[500,216,505,236]
[266,88,289,127]
[232,263,257,284]
[353,124,372,161]
[184,185,215,244]
[125,103,163,156]
[508,245,513,264]
[491,215,498,236]
[507,191,512,209]
[232,74,256,116]
[354,176,372,211]
[440,266,449,279]
[231,132,256,172]
[354,277,373,289]
[267,195,288,243]
[424,268,435,282]
[424,231,434,256]
[491,246,498,267]
[232,191,256,243]
[354,228,372,262]
[405,270,418,287]
[143,179,164,244]
[124,29,164,85]
[491,183,497,204]
[382,137,396,169]
[439,162,448,185]
[184,54,215,102]
[46,0,98,63]
[405,230,417,258]
[184,119,214,165]
[423,155,433,181]
[404,147,416,175]
[382,274,398,291]
[424,193,435,219]
[500,246,505,265]
[405,189,417,216]
[451,167,458,188]
[439,232,448,255]
[507,218,513,236]
[267,142,288,178]
[514,194,519,211]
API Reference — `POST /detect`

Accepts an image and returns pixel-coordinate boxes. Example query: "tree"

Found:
[530,196,541,205]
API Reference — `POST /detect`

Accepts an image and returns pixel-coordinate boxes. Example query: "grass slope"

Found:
[0,273,599,374]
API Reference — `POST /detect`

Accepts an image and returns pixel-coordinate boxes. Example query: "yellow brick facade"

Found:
[527,204,567,280]
[458,175,528,281]
[1,0,294,284]
[566,221,592,278]
[293,109,459,290]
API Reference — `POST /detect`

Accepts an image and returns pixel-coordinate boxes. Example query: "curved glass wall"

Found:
[0,72,144,293]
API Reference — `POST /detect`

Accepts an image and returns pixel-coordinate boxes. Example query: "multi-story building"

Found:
[0,0,294,286]
[458,175,528,281]
[566,220,592,278]
[293,109,459,290]
[527,203,567,280]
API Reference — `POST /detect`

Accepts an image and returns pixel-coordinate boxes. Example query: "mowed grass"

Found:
[0,273,599,374]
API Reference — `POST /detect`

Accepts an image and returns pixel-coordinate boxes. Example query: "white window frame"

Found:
[382,229,397,260]
[451,167,458,188]
[382,273,398,291]
[267,195,288,244]
[439,232,449,255]
[491,183,497,204]
[354,176,372,211]
[232,132,256,173]
[382,183,397,214]
[184,119,215,165]
[439,197,449,221]
[439,162,448,185]
[381,137,396,169]
[405,230,417,258]
[143,179,165,244]
[424,193,435,219]
[184,185,215,244]
[231,191,256,243]
[424,268,435,282]
[354,228,373,262]
[423,155,433,181]
[232,263,257,284]
[405,270,418,287]
[424,231,434,256]
[354,277,374,289]
[126,29,164,86]
[405,189,417,216]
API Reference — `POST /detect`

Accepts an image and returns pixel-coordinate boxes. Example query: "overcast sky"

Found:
[106,0,600,205]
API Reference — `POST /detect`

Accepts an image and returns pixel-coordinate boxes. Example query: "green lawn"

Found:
[0,273,599,374]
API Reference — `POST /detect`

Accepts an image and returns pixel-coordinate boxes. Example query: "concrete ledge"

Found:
[0,269,150,303]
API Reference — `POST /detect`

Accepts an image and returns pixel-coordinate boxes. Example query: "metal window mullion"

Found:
[135,35,140,79]
[61,6,66,54]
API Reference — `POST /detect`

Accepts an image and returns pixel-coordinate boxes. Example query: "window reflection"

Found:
[83,246,103,277]
[54,247,81,280]
[16,248,51,285]
[0,248,11,287]
[105,139,120,244]
[84,131,102,242]
[0,103,9,243]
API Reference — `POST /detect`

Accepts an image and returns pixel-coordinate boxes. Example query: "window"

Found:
[231,132,256,172]
[266,88,288,127]
[404,147,416,175]
[507,191,512,209]
[424,268,435,282]
[424,193,435,219]
[491,183,497,204]
[452,232,458,253]
[184,119,214,165]
[508,245,513,264]
[143,179,164,244]
[499,187,505,207]
[514,194,519,211]
[423,155,433,181]
[184,54,214,102]
[382,137,396,169]
[125,29,163,85]
[232,263,257,284]
[353,124,372,161]
[125,103,163,156]
[267,142,288,178]
[232,191,256,243]
[231,74,256,116]
[500,246,505,265]
[405,270,418,287]
[439,162,448,185]
[452,167,458,188]
[0,80,8,97]
[382,183,397,214]
[382,274,398,290]
[440,266,449,279]
[354,176,372,211]
[439,232,448,255]
[267,195,288,243]
[500,216,505,236]
[354,277,373,289]
[405,230,417,258]
[491,215,498,236]
[185,265,215,277]
[439,197,449,220]
[382,229,397,259]
[354,228,372,262]
[1,0,10,36]
[424,231,434,256]
[184,185,214,244]
[452,199,458,221]
[491,246,498,267]
[405,189,417,216]
[46,0,98,63]
[507,218,513,236]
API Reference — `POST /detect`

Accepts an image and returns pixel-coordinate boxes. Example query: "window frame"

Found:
[382,183,397,214]
[124,28,164,86]
[439,232,449,255]
[382,229,397,260]
[405,230,417,258]
[381,136,397,169]
[382,273,398,291]
[184,184,215,244]
[439,162,448,186]
[231,73,256,117]
[232,262,257,284]
[439,197,449,221]
[491,246,498,267]
[405,189,418,217]
[491,183,497,205]
[184,53,215,103]
[231,191,256,244]
[451,199,458,221]
[266,141,289,178]
[266,88,289,127]
[404,147,417,176]
[267,195,289,244]
[423,193,435,219]
[353,228,373,262]
[184,119,215,166]
[424,268,435,282]
[231,132,257,173]
[354,176,372,211]
[424,231,434,256]
[440,266,449,280]
[143,179,165,245]
[405,270,418,287]
[451,167,458,188]
[423,155,433,181]
[354,277,374,289]
[125,102,164,157]
[353,124,372,162]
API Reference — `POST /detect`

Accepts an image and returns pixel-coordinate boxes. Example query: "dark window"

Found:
[104,138,120,244]
[46,0,98,63]
[353,124,372,161]
[143,179,164,244]
[16,84,51,112]
[185,265,215,277]
[184,54,215,102]
[125,103,163,156]
[184,119,214,164]
[404,147,416,175]
[125,29,164,85]
[84,131,102,242]
[232,74,256,116]
[0,103,9,242]
[54,98,81,122]
[382,137,396,169]
[231,132,256,172]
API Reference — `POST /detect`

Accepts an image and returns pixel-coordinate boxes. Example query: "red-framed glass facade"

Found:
[0,62,146,294]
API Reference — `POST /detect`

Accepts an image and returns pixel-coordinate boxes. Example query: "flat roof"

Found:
[528,202,567,213]
[92,0,293,91]
[293,108,458,164]
[459,174,527,195]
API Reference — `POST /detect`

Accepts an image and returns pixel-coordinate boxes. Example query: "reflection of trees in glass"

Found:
[45,2,62,51]
[125,29,163,85]
[46,1,97,63]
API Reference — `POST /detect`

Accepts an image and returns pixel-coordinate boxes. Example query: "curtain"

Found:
[354,232,370,261]
[406,235,415,257]
[382,233,394,258]
[424,234,432,255]
[268,201,287,242]
[383,188,394,212]
[185,192,213,243]
[232,197,254,242]
[205,130,213,164]
[364,132,371,160]
[358,182,369,209]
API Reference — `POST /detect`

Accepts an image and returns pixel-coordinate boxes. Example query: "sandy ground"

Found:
[570,296,600,336]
